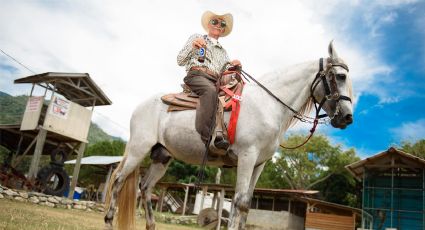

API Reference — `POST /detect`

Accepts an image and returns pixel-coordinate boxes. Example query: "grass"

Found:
[0,198,201,230]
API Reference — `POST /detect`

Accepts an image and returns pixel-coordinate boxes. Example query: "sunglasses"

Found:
[209,19,227,28]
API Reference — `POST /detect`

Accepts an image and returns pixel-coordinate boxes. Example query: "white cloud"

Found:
[391,119,425,142]
[375,0,419,6]
[0,0,401,139]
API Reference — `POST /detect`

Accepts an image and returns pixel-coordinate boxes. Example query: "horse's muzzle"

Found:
[331,114,353,129]
[344,114,353,125]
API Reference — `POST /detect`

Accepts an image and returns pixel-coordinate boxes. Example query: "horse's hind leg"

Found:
[140,144,172,230]
[104,140,155,230]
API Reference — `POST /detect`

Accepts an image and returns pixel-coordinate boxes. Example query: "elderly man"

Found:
[177,10,241,150]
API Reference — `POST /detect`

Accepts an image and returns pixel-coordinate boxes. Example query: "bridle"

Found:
[310,57,352,121]
[239,57,352,149]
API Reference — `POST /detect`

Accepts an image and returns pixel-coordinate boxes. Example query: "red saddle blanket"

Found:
[161,71,244,144]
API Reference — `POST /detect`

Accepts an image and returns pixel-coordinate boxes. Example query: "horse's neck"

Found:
[260,60,319,113]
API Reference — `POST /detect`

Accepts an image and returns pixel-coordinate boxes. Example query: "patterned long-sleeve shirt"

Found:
[177,34,230,76]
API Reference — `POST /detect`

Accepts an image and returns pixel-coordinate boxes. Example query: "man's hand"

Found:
[230,59,242,67]
[192,38,206,48]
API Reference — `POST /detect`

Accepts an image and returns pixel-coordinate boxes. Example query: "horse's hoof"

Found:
[146,223,156,230]
[104,223,113,230]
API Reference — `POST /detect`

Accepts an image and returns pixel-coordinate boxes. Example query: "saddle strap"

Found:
[220,85,243,144]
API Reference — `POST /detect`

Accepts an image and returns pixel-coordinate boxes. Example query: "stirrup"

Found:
[214,135,230,150]
[208,134,228,157]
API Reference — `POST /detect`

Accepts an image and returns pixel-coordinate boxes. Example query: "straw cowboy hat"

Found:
[201,11,233,37]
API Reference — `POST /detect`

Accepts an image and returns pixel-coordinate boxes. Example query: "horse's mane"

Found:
[284,97,314,131]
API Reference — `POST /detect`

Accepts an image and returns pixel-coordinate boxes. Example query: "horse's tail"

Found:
[117,166,139,230]
[104,154,139,230]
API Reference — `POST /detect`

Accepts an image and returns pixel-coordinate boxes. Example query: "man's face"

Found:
[207,17,226,37]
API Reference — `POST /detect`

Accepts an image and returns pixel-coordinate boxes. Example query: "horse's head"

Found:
[311,41,353,129]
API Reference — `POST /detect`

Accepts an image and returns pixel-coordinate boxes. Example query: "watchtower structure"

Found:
[11,72,111,198]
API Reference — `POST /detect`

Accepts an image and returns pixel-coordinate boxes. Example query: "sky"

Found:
[0,0,424,158]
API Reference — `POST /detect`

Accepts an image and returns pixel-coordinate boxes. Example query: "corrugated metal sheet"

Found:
[64,156,123,165]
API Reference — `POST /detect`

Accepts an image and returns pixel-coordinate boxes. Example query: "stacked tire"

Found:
[36,148,69,196]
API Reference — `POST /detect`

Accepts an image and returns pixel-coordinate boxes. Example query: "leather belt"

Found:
[190,66,218,78]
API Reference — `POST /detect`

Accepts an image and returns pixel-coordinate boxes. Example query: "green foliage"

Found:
[313,173,361,207]
[85,140,126,156]
[0,146,9,165]
[399,139,425,159]
[162,160,219,184]
[87,123,115,144]
[220,167,237,185]
[0,92,27,124]
[257,134,360,206]
[274,134,359,189]
[257,160,289,188]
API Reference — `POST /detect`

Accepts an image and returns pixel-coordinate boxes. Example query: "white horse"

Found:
[104,41,353,230]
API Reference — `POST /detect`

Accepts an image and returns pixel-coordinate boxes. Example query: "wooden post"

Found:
[27,128,47,181]
[68,142,86,199]
[13,134,24,162]
[272,196,275,211]
[200,186,208,211]
[212,192,218,208]
[12,137,37,168]
[288,199,292,213]
[182,185,189,216]
[216,188,225,230]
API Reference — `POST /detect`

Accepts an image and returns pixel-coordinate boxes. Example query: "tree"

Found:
[399,139,425,159]
[256,160,289,188]
[162,160,219,184]
[85,140,126,156]
[258,134,360,206]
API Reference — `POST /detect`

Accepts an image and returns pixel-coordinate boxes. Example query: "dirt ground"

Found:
[0,198,201,230]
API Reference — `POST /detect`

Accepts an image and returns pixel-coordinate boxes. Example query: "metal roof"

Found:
[298,197,362,215]
[14,72,112,107]
[65,156,123,165]
[345,147,425,180]
[157,182,319,195]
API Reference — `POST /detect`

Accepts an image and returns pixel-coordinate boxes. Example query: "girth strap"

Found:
[219,85,243,144]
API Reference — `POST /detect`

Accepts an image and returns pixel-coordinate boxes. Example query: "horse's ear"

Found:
[328,40,339,59]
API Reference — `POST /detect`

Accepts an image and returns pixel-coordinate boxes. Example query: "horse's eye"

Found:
[336,74,346,81]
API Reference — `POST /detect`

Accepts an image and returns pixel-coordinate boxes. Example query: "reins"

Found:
[196,58,351,185]
[239,58,351,149]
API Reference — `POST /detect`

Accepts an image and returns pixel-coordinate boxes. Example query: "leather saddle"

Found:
[161,71,243,112]
[160,71,244,166]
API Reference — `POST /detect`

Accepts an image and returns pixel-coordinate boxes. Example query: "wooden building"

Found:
[0,72,111,198]
[346,147,425,230]
[155,182,361,230]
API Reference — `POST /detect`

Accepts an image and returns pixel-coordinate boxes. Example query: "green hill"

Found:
[0,92,27,124]
[0,91,117,145]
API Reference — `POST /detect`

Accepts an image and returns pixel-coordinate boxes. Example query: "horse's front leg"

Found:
[228,150,258,230]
